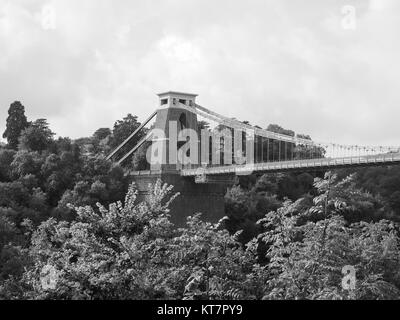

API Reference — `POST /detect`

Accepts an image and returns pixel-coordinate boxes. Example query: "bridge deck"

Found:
[181,153,400,177]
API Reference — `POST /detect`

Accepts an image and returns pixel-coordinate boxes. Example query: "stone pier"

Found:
[129,171,231,226]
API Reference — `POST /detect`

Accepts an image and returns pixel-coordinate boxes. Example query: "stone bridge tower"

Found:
[130,92,232,226]
[150,91,199,172]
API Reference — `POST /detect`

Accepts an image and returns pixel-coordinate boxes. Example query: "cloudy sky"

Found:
[1,0,399,146]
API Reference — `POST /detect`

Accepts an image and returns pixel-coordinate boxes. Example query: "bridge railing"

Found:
[181,152,400,177]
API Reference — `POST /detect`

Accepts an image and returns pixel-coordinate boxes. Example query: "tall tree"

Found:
[19,119,55,152]
[108,114,147,160]
[109,114,144,149]
[93,128,111,141]
[2,101,29,150]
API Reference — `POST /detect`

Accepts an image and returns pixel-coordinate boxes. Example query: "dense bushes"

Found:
[1,174,399,300]
[256,173,400,300]
[1,181,257,300]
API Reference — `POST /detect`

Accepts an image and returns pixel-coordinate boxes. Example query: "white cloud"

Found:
[0,0,399,147]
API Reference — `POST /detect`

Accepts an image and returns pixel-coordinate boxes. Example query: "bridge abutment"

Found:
[129,171,231,226]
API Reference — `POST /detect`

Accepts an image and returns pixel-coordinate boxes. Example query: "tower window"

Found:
[161,99,168,106]
[178,113,187,130]
[179,99,187,105]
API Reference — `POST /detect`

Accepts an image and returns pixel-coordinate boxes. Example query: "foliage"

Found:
[337,166,400,221]
[93,128,112,141]
[1,171,400,300]
[6,181,257,300]
[108,114,146,155]
[19,119,55,152]
[267,124,295,137]
[256,173,400,300]
[0,149,16,182]
[225,172,315,245]
[2,101,29,150]
[131,142,150,171]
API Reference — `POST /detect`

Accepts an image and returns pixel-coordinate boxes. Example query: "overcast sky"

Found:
[1,0,399,146]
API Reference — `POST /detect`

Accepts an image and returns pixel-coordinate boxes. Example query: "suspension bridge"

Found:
[107,92,400,224]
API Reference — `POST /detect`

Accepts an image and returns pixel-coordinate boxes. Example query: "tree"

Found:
[197,121,210,131]
[339,166,400,220]
[3,102,29,150]
[255,173,400,300]
[108,114,146,159]
[225,184,282,244]
[8,180,259,300]
[84,128,113,155]
[267,124,295,137]
[18,119,55,152]
[225,172,316,246]
[10,151,44,180]
[93,128,111,141]
[132,142,150,171]
[110,114,144,148]
[0,216,28,283]
[0,149,16,182]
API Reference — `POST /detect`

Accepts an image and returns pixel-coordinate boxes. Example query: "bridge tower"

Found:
[150,91,199,172]
[130,92,233,226]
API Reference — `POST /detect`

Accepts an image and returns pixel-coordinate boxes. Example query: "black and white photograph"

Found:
[0,0,400,312]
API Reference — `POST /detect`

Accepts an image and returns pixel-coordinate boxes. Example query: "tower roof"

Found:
[157,91,198,98]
